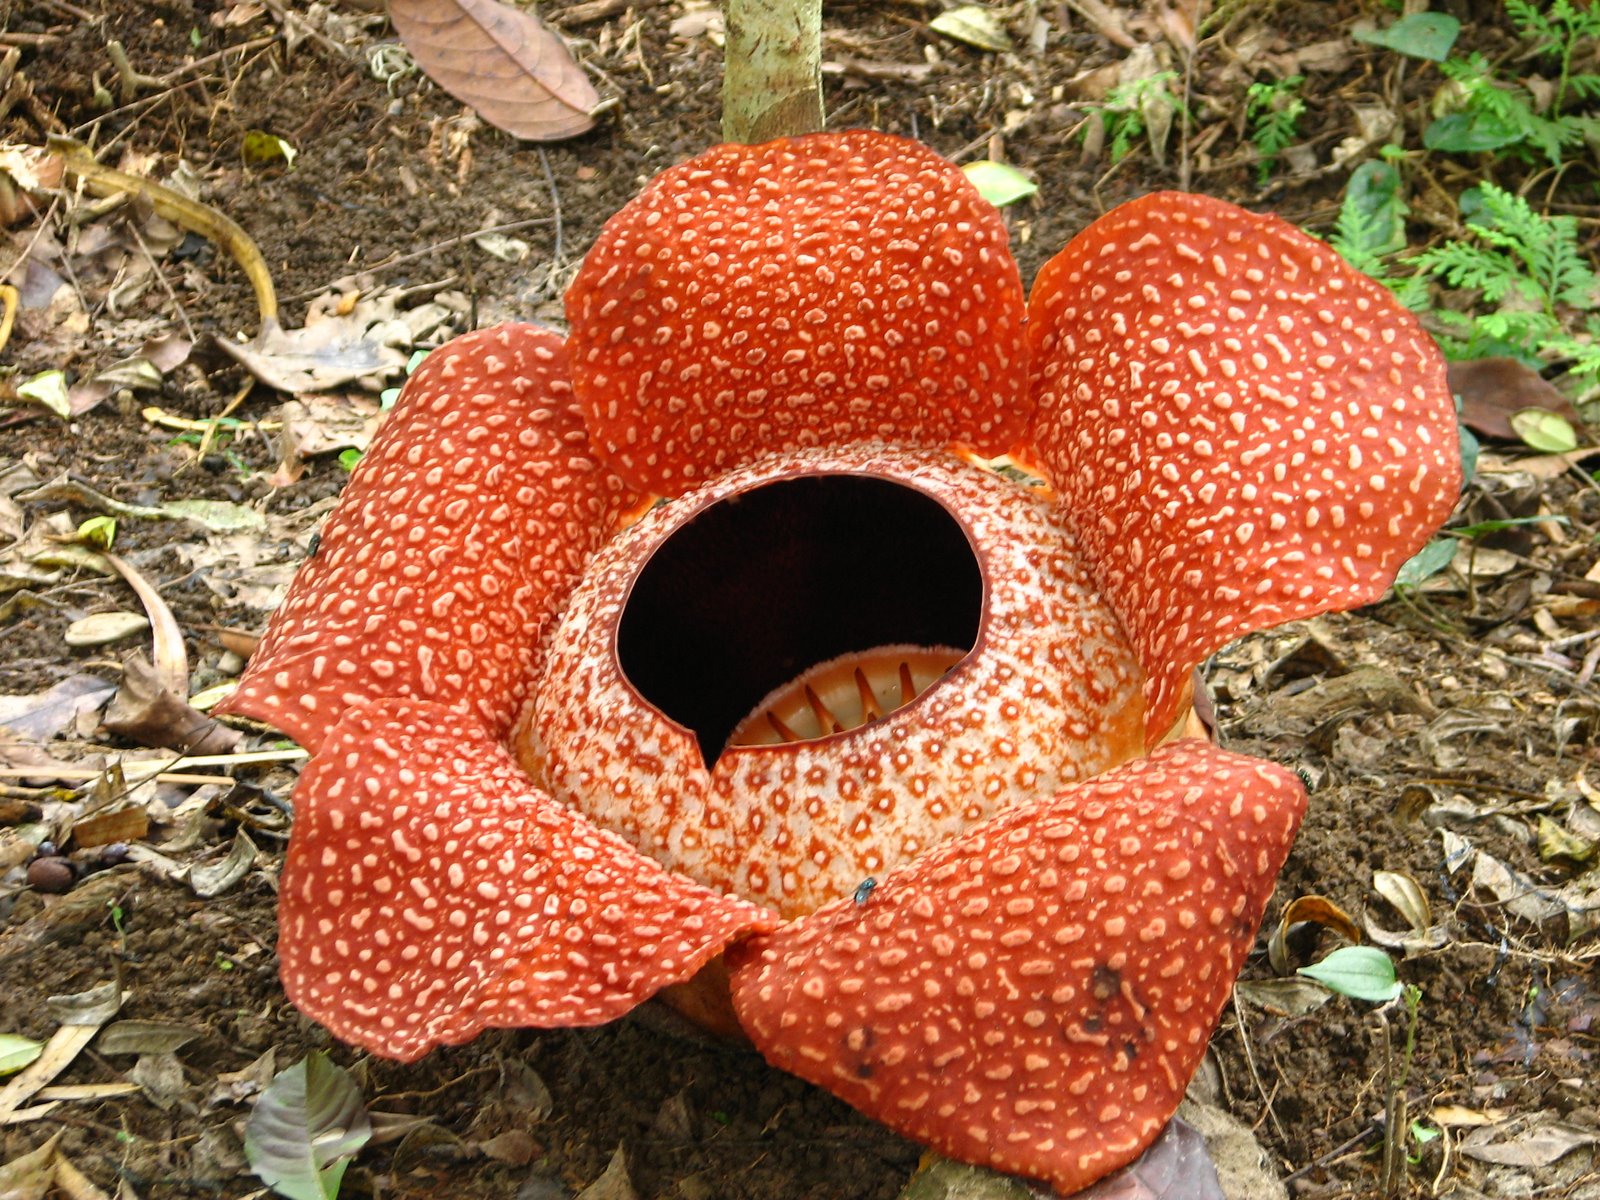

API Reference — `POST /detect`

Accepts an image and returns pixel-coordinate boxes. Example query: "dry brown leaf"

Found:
[1268,893,1361,974]
[389,0,600,141]
[1459,1116,1600,1167]
[1448,357,1586,441]
[70,806,150,849]
[101,654,240,757]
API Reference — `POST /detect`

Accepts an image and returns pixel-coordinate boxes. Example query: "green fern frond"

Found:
[1411,241,1539,306]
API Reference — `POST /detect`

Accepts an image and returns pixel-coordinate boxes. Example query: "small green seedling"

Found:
[1085,71,1184,163]
[1245,75,1306,184]
[1425,1,1600,166]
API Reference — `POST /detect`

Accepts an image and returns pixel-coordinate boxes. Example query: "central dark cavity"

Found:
[617,474,982,765]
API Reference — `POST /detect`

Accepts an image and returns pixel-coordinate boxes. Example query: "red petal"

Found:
[279,698,778,1061]
[1027,193,1460,739]
[727,740,1306,1195]
[219,325,634,752]
[566,131,1031,494]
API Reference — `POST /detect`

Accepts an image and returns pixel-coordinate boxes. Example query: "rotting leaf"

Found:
[189,829,258,898]
[1448,358,1585,441]
[1268,893,1360,975]
[1537,815,1595,864]
[215,289,461,394]
[96,1021,202,1057]
[1372,870,1431,932]
[1232,977,1334,1017]
[45,982,123,1028]
[0,1131,60,1200]
[575,1145,640,1200]
[63,612,150,648]
[388,0,599,141]
[243,1052,371,1200]
[1459,1116,1600,1167]
[70,806,149,850]
[0,676,118,741]
[929,5,1013,52]
[16,371,70,419]
[102,653,240,757]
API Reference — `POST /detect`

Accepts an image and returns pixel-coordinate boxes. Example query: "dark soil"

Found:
[2,0,1598,1198]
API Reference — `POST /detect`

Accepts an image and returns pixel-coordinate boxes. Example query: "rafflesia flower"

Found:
[220,131,1461,1194]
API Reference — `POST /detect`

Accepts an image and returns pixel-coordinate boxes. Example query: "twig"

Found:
[70,36,279,139]
[127,221,195,342]
[283,219,553,303]
[0,283,17,355]
[0,768,238,786]
[1282,1119,1383,1185]
[538,147,564,265]
[558,0,669,23]
[105,41,161,104]
[0,33,62,49]
[39,0,100,22]
[1230,986,1288,1146]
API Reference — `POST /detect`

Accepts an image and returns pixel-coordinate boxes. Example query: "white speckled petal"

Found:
[566,131,1031,495]
[220,324,634,753]
[727,739,1306,1196]
[280,698,778,1062]
[1027,193,1461,739]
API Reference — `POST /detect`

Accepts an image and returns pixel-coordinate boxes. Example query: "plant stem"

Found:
[722,0,824,143]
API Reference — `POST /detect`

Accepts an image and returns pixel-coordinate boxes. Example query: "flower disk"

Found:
[566,131,1031,494]
[528,444,1145,919]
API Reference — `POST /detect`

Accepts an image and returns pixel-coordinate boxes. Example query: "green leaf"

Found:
[1458,422,1480,485]
[1354,12,1460,61]
[1452,515,1568,538]
[1509,408,1578,452]
[0,1034,43,1076]
[1394,537,1458,587]
[241,130,298,169]
[337,448,363,472]
[961,161,1038,208]
[76,516,117,549]
[17,370,70,418]
[1423,111,1524,154]
[244,1052,371,1200]
[1331,160,1408,271]
[1298,946,1403,1003]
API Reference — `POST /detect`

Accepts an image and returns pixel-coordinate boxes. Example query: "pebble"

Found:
[27,856,76,894]
[64,611,150,647]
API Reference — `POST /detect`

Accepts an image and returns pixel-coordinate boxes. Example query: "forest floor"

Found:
[0,0,1598,1197]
